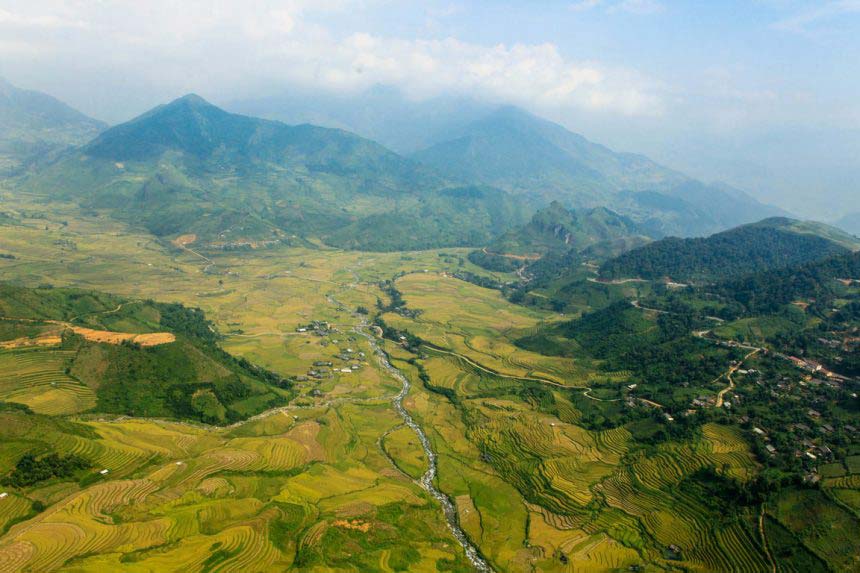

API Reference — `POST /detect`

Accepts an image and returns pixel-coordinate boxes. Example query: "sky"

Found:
[1,0,858,219]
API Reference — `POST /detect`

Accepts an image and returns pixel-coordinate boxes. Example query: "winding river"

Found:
[353,320,494,573]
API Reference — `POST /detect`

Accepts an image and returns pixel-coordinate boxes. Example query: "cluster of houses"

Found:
[295,320,336,337]
[292,344,367,384]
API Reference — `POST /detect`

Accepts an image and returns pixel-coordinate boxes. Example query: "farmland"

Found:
[0,190,858,572]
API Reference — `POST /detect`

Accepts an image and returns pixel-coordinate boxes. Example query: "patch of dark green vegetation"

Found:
[762,515,829,573]
[467,249,520,273]
[600,222,849,282]
[2,452,90,488]
[201,542,242,573]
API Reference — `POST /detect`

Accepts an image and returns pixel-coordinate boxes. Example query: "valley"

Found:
[1,183,858,572]
[0,75,858,573]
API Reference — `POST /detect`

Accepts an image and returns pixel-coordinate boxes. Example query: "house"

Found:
[765,445,777,455]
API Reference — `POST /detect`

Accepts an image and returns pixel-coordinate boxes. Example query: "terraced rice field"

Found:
[0,349,96,415]
[0,194,856,572]
[0,403,470,572]
[383,273,585,386]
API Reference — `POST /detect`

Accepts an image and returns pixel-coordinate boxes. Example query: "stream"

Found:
[328,275,492,572]
[355,321,494,573]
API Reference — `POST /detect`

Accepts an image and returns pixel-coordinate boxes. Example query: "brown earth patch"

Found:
[70,327,175,347]
[173,234,197,247]
[332,519,371,533]
[286,421,325,461]
[0,334,62,349]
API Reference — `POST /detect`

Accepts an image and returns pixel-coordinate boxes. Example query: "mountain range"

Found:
[19,94,529,250]
[228,85,495,155]
[6,84,792,251]
[412,107,785,237]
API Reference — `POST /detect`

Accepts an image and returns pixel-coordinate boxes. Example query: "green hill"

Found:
[17,95,527,251]
[0,78,105,173]
[711,249,860,314]
[751,217,860,251]
[0,283,290,424]
[485,201,652,258]
[599,218,853,282]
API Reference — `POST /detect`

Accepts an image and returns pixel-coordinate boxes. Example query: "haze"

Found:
[1,0,857,219]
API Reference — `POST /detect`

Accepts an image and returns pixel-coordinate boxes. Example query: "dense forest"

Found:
[711,250,860,314]
[599,224,849,282]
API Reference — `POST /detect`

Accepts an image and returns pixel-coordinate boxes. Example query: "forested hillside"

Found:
[600,220,852,282]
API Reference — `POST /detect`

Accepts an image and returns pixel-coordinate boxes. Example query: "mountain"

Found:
[412,107,783,237]
[599,217,856,282]
[413,106,680,203]
[18,95,529,250]
[227,85,494,154]
[484,201,651,258]
[835,212,860,236]
[0,78,105,172]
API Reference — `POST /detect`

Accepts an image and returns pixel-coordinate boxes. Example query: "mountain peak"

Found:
[170,93,213,108]
[154,93,225,119]
[84,94,250,161]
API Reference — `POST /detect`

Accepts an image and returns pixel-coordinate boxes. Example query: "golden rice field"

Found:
[382,273,589,386]
[0,349,96,415]
[0,192,856,572]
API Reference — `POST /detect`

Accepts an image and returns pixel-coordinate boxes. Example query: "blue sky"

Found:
[0,0,857,217]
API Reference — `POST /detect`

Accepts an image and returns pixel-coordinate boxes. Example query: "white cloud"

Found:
[0,0,664,119]
[0,7,88,29]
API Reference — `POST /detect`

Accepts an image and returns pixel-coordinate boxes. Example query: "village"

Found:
[290,319,368,392]
[713,353,860,485]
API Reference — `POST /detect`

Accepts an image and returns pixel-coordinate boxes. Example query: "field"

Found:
[0,190,857,572]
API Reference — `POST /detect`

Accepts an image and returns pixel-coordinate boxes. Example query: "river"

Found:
[351,316,494,572]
